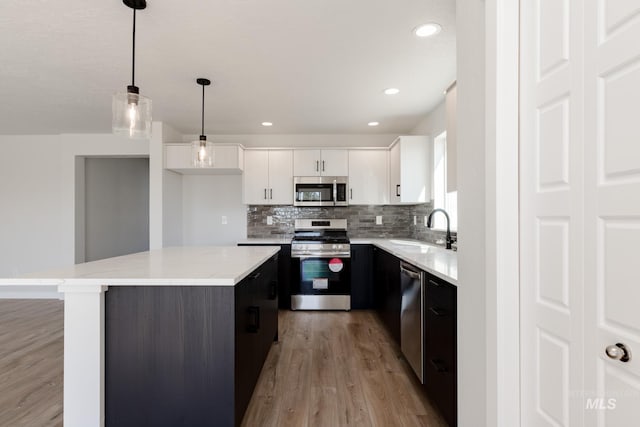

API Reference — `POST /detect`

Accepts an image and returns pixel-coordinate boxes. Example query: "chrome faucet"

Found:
[426,208,453,249]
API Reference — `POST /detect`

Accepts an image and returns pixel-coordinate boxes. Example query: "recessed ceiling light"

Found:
[384,88,400,95]
[368,122,380,127]
[261,122,273,127]
[414,23,442,38]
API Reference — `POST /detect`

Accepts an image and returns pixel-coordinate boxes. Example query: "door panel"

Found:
[585,0,640,424]
[523,0,640,425]
[520,0,585,425]
[268,150,293,204]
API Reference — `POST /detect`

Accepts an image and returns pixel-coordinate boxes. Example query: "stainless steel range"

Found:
[290,219,351,310]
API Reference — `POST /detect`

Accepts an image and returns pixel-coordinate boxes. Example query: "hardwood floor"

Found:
[0,299,63,427]
[0,301,447,427]
[242,310,448,427]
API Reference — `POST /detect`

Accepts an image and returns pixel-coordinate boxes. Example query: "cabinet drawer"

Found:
[426,275,455,310]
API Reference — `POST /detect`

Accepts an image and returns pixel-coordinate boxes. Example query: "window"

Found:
[432,132,457,231]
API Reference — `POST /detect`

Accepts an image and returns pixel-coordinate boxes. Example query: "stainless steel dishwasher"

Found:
[400,261,424,383]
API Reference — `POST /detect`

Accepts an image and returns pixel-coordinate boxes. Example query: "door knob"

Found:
[605,343,631,362]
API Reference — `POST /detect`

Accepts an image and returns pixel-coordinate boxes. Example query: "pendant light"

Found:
[112,0,152,139]
[192,78,214,167]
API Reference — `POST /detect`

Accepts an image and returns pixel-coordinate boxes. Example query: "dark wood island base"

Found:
[105,255,279,427]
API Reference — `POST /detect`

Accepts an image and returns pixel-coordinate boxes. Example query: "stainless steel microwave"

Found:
[293,176,348,207]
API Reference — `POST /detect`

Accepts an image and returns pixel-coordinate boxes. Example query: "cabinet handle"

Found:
[269,280,278,300]
[429,306,446,316]
[396,184,401,197]
[247,306,260,333]
[322,160,325,172]
[249,271,261,280]
[270,188,273,199]
[264,188,267,200]
[316,160,319,172]
[430,358,448,373]
[429,279,442,287]
[350,188,353,199]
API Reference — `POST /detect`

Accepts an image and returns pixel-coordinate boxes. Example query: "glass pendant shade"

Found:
[192,137,214,167]
[112,88,152,139]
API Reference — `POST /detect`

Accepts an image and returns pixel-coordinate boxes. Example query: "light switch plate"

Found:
[221,216,228,225]
[267,216,273,225]
[413,215,417,225]
[424,216,429,226]
[376,215,382,225]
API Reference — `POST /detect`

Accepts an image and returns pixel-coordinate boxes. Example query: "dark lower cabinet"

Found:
[371,245,457,426]
[373,246,401,344]
[238,243,291,310]
[424,273,457,427]
[350,244,373,309]
[105,255,278,427]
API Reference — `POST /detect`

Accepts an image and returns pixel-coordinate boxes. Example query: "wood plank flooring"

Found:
[242,310,448,427]
[0,301,447,427]
[0,299,63,427]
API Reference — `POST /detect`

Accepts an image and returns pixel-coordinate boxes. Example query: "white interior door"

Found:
[583,1,640,425]
[520,0,585,425]
[521,0,640,425]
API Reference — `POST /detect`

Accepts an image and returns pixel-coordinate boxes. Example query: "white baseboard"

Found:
[0,286,63,300]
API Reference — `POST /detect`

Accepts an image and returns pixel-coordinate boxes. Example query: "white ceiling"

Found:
[0,0,456,136]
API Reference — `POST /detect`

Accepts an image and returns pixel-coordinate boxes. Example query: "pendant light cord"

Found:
[201,84,205,136]
[131,9,137,86]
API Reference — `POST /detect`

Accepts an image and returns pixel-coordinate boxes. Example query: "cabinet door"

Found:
[243,150,270,205]
[399,136,430,203]
[373,247,401,344]
[320,149,348,176]
[350,245,373,309]
[388,141,401,204]
[348,150,388,205]
[424,274,457,427]
[293,149,321,176]
[268,150,293,204]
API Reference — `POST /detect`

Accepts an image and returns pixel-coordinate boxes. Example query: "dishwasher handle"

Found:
[400,263,422,281]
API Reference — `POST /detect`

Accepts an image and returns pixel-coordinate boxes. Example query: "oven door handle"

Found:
[292,253,351,259]
[333,179,337,206]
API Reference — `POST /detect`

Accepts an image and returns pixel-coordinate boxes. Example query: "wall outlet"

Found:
[424,215,429,226]
[376,215,383,225]
[413,215,417,225]
[221,215,227,225]
[266,216,273,225]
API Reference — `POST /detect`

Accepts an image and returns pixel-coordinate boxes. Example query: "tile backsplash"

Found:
[247,204,456,246]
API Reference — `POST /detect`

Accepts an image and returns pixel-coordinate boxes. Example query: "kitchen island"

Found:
[0,246,281,427]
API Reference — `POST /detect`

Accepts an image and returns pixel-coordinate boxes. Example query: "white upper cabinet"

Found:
[164,144,244,175]
[243,150,293,205]
[293,149,348,176]
[348,150,388,205]
[388,136,431,204]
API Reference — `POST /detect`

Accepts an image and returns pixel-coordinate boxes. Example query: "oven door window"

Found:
[295,184,333,202]
[298,258,350,295]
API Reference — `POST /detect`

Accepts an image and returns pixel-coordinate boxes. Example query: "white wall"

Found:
[0,136,66,279]
[181,175,247,246]
[0,133,149,298]
[411,100,446,137]
[84,158,149,262]
[456,0,487,425]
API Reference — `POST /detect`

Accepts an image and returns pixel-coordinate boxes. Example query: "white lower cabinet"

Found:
[348,150,388,205]
[243,150,293,205]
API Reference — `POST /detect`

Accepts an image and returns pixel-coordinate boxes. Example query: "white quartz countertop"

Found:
[350,238,458,285]
[0,246,280,287]
[239,237,457,286]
